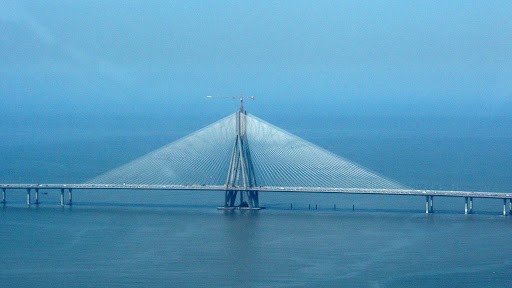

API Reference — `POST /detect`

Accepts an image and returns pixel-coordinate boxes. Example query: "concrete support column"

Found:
[60,189,64,206]
[429,196,434,213]
[425,196,433,214]
[464,197,468,215]
[27,189,31,206]
[2,188,5,204]
[469,197,473,214]
[503,199,507,216]
[509,199,512,215]
[68,189,72,205]
[35,189,39,205]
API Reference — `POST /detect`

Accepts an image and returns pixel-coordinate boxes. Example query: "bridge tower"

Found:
[223,97,259,209]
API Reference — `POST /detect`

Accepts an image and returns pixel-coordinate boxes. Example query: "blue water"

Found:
[1,114,511,287]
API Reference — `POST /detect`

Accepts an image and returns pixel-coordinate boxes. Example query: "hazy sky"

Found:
[1,1,511,117]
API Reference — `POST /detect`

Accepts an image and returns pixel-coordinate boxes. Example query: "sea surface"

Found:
[1,113,511,287]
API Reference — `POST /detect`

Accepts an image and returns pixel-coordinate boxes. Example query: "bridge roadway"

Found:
[1,184,511,215]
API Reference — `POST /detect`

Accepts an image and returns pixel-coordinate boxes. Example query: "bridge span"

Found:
[1,184,511,215]
[3,105,510,215]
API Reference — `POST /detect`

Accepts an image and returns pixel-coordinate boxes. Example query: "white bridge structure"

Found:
[1,100,511,215]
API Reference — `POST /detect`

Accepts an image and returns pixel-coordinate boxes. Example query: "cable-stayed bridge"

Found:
[1,102,511,215]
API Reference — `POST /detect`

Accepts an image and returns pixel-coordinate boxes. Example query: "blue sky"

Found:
[1,1,511,117]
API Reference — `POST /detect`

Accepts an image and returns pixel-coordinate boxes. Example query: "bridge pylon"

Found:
[222,102,259,209]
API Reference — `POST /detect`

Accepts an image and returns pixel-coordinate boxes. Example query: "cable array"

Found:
[87,112,404,190]
[87,114,236,186]
[245,114,404,189]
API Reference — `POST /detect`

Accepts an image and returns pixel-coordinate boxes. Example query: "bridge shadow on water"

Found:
[74,202,217,210]
[256,202,509,217]
[9,201,500,217]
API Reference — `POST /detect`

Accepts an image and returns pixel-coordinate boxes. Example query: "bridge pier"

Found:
[60,189,65,206]
[224,190,236,207]
[35,189,39,205]
[2,188,5,204]
[251,191,259,208]
[223,190,260,209]
[425,196,433,213]
[464,197,475,214]
[68,189,73,206]
[244,191,259,209]
[26,188,31,206]
[503,199,509,216]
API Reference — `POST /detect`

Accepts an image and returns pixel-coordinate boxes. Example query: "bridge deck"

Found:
[1,184,511,199]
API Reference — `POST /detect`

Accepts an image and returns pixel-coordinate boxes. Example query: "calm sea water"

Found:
[1,114,511,287]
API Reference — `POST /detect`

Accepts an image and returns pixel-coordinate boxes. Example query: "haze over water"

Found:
[1,1,511,287]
